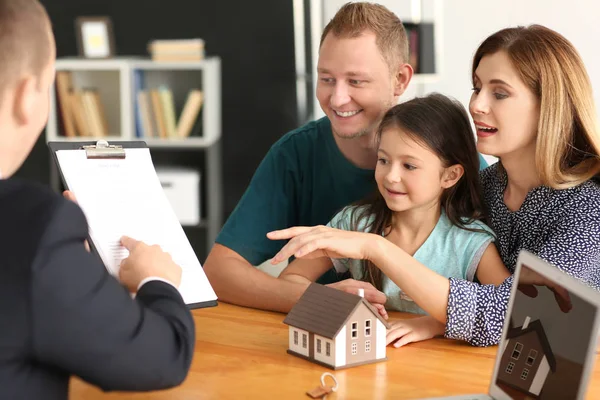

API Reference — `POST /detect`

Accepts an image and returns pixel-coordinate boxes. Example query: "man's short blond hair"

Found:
[0,0,51,95]
[320,2,408,71]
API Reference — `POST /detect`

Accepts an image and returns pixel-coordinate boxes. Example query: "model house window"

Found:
[326,342,331,357]
[294,331,298,346]
[302,333,307,349]
[526,349,538,366]
[351,342,357,355]
[365,340,371,352]
[512,342,523,360]
[505,362,515,374]
[521,368,529,380]
[365,319,371,337]
[317,339,322,354]
[351,322,358,338]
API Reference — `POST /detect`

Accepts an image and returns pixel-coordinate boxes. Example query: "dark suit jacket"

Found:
[0,179,195,400]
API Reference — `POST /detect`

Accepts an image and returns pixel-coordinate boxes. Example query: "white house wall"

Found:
[289,327,309,357]
[313,334,334,366]
[376,320,386,359]
[529,356,550,396]
[335,326,347,367]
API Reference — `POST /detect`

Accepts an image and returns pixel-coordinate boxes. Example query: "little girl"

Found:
[272,93,510,346]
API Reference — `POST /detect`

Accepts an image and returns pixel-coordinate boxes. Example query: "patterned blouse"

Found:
[445,164,600,346]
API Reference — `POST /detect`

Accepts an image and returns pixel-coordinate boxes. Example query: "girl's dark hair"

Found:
[349,93,487,290]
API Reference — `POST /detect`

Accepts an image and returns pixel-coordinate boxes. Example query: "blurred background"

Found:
[19,0,600,262]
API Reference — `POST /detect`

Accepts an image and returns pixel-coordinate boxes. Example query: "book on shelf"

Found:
[158,87,177,137]
[403,23,420,74]
[54,71,110,137]
[402,22,435,75]
[137,91,155,138]
[177,90,203,138]
[55,72,77,137]
[150,89,168,138]
[147,38,205,62]
[135,87,203,140]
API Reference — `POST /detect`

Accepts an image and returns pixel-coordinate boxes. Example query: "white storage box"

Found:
[156,167,201,226]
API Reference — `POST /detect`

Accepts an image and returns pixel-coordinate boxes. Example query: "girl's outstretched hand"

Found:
[267,225,379,265]
[386,316,445,348]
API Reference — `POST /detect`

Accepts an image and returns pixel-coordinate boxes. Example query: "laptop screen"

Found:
[492,260,599,399]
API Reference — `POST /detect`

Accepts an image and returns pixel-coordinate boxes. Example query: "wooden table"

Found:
[70,303,600,399]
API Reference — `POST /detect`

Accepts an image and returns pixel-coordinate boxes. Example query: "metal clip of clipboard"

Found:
[82,139,126,159]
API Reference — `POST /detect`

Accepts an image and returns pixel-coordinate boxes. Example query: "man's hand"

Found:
[326,279,388,319]
[119,236,182,292]
[63,190,90,252]
[386,316,445,348]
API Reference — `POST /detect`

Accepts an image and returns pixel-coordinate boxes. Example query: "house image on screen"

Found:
[283,283,390,370]
[497,316,556,397]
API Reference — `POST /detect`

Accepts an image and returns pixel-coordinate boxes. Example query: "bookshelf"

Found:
[46,56,223,259]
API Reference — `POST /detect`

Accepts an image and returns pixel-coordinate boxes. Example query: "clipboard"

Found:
[48,140,218,309]
[48,140,143,258]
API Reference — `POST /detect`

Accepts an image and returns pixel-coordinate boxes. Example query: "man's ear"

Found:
[393,63,413,97]
[441,164,465,189]
[13,75,37,126]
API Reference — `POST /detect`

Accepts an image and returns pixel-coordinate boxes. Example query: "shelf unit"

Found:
[46,56,223,258]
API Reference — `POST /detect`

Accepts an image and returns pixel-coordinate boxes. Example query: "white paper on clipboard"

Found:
[55,146,217,307]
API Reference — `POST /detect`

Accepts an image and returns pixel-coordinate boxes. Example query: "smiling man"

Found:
[204,2,486,313]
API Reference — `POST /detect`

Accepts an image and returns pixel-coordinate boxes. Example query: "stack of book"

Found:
[55,71,109,137]
[148,39,205,62]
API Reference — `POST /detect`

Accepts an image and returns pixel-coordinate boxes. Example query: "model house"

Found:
[497,316,556,397]
[283,283,390,370]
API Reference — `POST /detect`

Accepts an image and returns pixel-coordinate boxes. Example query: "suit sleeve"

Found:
[30,200,195,391]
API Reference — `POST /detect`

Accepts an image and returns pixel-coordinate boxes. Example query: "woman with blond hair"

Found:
[268,24,600,347]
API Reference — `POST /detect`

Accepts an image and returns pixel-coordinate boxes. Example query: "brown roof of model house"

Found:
[283,283,391,339]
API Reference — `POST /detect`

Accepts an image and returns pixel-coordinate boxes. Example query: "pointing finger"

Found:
[267,226,314,240]
[120,235,140,251]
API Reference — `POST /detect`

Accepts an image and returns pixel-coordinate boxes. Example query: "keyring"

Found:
[320,372,338,392]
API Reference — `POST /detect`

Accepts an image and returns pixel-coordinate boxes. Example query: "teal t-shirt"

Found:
[216,118,376,282]
[327,206,495,314]
[216,117,489,285]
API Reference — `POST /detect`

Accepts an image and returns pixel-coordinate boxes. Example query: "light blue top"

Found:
[327,206,495,314]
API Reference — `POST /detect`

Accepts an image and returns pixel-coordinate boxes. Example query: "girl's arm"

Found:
[369,238,452,324]
[278,256,334,285]
[269,226,453,324]
[475,243,511,285]
[267,225,512,346]
[278,248,389,319]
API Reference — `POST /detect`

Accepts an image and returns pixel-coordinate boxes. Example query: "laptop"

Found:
[424,250,600,400]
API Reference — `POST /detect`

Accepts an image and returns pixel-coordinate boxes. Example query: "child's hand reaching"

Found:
[386,316,445,348]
